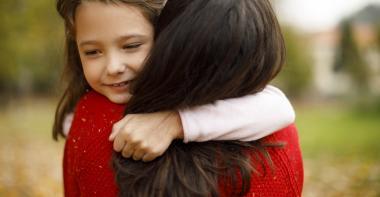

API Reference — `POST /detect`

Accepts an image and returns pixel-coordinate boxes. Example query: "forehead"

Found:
[75,1,154,41]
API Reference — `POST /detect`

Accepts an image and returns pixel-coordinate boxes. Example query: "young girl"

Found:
[53,0,295,163]
[55,0,303,196]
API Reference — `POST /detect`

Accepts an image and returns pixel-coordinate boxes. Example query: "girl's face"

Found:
[75,1,154,104]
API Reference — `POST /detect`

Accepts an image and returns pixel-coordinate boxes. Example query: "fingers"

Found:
[109,115,133,141]
[120,141,162,162]
[109,129,118,141]
[121,142,135,158]
[109,112,178,162]
[116,140,165,162]
[132,149,145,161]
[121,143,152,161]
[135,149,161,162]
[142,153,157,162]
[110,121,122,141]
[113,134,126,152]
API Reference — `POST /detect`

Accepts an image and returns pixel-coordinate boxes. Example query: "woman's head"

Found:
[53,0,164,139]
[127,0,285,112]
[115,0,285,196]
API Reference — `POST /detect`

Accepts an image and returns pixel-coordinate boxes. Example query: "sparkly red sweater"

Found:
[63,91,303,197]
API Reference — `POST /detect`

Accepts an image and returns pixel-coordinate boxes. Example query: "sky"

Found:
[275,0,380,32]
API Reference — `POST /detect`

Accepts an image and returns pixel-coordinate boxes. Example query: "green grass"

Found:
[295,103,380,160]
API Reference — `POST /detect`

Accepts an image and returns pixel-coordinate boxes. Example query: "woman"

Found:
[113,0,304,196]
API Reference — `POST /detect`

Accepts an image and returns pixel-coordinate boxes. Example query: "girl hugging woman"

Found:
[54,0,303,196]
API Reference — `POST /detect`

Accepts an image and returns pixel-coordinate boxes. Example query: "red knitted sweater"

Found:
[63,91,303,197]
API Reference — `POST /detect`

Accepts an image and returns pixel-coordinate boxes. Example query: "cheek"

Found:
[132,44,153,71]
[82,62,102,83]
[135,53,148,71]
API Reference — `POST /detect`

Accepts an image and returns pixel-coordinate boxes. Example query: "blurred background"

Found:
[0,0,379,196]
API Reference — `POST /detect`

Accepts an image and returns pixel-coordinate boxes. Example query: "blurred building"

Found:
[310,4,380,97]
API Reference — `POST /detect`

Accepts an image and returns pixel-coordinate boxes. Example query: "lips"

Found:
[104,80,131,92]
[105,80,130,87]
[110,81,129,87]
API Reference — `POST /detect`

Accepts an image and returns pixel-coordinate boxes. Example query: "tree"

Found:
[273,27,313,98]
[0,0,64,97]
[334,19,369,94]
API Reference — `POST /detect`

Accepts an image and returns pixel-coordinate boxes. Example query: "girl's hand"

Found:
[109,111,183,162]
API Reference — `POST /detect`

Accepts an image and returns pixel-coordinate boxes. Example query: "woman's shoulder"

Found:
[264,123,298,141]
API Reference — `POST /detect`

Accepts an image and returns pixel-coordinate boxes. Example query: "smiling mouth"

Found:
[105,80,131,87]
[111,81,129,87]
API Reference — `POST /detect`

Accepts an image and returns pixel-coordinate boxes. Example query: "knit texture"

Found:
[63,91,303,197]
[63,91,124,197]
[219,123,303,197]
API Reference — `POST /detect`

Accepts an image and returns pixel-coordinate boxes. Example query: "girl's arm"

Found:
[110,85,295,161]
[180,85,295,142]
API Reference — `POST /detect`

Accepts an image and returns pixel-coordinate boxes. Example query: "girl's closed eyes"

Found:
[84,49,101,57]
[82,42,143,58]
[123,43,142,50]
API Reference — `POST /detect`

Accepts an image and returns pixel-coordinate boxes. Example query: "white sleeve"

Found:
[63,113,74,137]
[179,85,295,143]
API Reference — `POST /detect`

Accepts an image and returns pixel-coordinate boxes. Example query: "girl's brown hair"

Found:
[52,0,165,140]
[113,0,285,196]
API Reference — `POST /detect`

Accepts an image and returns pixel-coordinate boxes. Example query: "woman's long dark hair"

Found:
[113,0,285,196]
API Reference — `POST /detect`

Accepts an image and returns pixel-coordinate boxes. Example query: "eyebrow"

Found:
[78,34,148,47]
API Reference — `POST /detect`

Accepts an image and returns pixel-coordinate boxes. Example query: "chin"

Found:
[107,94,131,104]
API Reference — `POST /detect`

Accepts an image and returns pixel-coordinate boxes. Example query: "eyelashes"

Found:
[123,43,142,49]
[83,43,143,57]
[84,50,100,56]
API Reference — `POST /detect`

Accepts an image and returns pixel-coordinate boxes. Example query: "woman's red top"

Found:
[63,91,303,197]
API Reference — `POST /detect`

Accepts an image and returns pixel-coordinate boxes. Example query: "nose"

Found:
[106,52,126,75]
